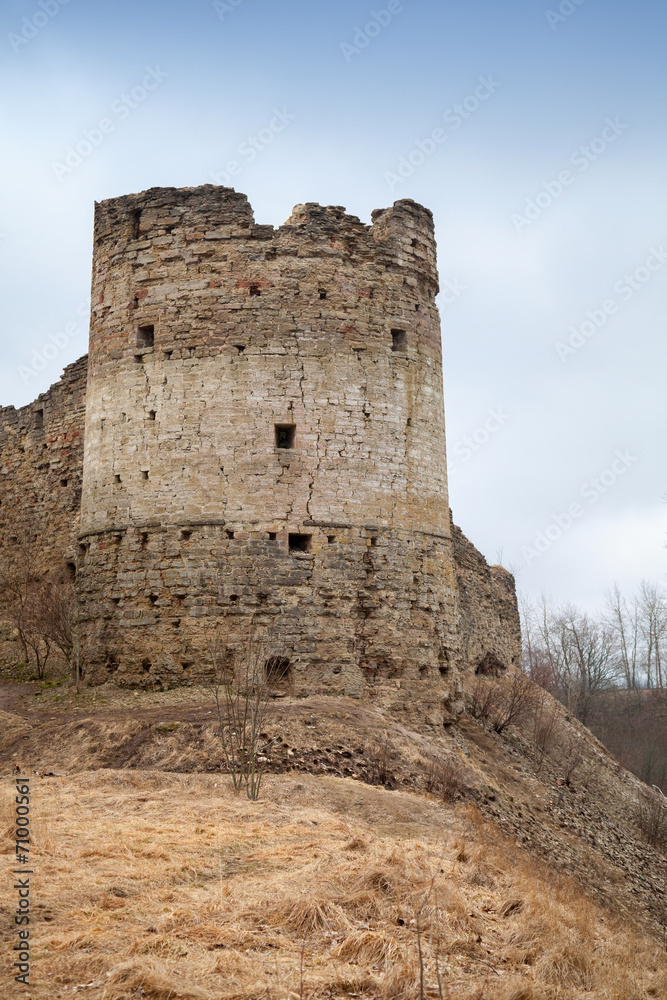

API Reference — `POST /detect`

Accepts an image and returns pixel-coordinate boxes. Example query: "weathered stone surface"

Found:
[0,186,520,725]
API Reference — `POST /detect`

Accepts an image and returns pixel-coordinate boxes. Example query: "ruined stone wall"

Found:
[451,517,521,676]
[0,356,87,576]
[77,185,462,723]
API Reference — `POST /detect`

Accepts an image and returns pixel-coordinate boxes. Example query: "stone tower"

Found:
[77,185,463,722]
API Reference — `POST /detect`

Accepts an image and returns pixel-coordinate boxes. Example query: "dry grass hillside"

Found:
[1,670,666,999]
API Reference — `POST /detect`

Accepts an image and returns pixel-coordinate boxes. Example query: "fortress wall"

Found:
[0,357,87,576]
[451,517,521,675]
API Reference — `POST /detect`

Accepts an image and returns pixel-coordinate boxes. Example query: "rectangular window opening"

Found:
[148,410,156,421]
[275,424,296,449]
[141,470,149,480]
[319,288,327,300]
[289,533,311,553]
[268,532,277,540]
[137,324,155,348]
[391,329,407,352]
[114,474,121,484]
[131,209,142,240]
[249,284,261,296]
[35,409,44,430]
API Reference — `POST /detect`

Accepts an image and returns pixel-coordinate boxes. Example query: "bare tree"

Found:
[522,596,617,723]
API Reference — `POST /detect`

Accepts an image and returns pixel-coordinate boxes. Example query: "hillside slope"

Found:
[1,675,666,998]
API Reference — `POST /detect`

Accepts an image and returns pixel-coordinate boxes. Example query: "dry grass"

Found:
[1,771,666,1000]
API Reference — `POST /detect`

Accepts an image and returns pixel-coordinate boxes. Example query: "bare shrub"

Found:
[637,791,667,848]
[208,627,274,800]
[529,688,560,771]
[366,731,399,786]
[424,755,463,802]
[467,678,499,722]
[491,673,535,734]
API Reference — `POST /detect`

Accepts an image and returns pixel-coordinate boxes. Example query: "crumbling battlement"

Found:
[0,186,521,727]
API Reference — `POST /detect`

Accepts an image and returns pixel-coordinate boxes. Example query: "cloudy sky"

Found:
[1,0,665,610]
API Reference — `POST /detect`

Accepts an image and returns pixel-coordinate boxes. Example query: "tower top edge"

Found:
[94,185,435,239]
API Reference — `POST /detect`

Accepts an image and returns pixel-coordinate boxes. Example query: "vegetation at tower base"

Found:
[0,185,520,722]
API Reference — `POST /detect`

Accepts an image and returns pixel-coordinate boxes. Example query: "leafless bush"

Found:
[637,791,667,848]
[530,688,560,772]
[208,627,273,800]
[491,673,535,734]
[467,678,500,722]
[558,734,586,786]
[366,731,399,786]
[424,755,462,802]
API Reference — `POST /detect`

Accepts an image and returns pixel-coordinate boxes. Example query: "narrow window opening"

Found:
[275,424,296,449]
[268,532,277,540]
[140,532,148,550]
[137,325,154,348]
[225,529,235,540]
[149,594,158,605]
[289,533,311,553]
[234,344,246,354]
[134,354,143,364]
[148,410,156,421]
[35,409,44,430]
[249,284,261,296]
[78,543,88,558]
[141,470,149,480]
[131,209,142,239]
[391,329,407,352]
[180,529,192,541]
[114,474,121,484]
[142,659,152,673]
[66,562,76,581]
[319,288,327,300]
[229,594,239,603]
[407,418,412,427]
[61,478,68,487]
[370,536,377,547]
[327,535,336,544]
[439,666,449,677]
[411,238,418,247]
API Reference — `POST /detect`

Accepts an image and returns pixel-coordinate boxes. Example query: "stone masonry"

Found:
[0,185,520,726]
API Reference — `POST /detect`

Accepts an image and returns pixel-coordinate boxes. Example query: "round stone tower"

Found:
[78,185,461,722]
